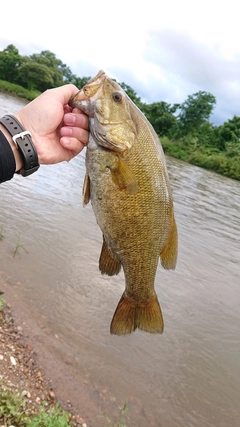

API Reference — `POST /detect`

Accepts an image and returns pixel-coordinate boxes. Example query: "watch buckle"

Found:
[13,131,32,146]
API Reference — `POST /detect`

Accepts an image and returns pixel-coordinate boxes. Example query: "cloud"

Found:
[132,29,240,125]
[1,24,240,127]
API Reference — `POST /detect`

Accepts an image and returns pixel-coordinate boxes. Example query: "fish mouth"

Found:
[69,91,91,114]
[69,90,89,110]
[69,71,106,117]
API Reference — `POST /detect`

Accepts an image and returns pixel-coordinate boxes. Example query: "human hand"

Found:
[15,84,89,165]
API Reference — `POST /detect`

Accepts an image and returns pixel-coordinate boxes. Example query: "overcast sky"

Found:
[1,0,239,125]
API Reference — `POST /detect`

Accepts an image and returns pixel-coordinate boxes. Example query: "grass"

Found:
[13,231,27,257]
[0,383,72,427]
[0,228,27,257]
[0,227,5,240]
[161,136,240,181]
[0,381,129,427]
[101,402,129,427]
[0,80,40,101]
[0,294,5,310]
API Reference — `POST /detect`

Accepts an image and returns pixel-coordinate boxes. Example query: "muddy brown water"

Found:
[0,92,240,426]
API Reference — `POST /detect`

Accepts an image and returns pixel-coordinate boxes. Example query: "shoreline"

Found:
[0,271,93,427]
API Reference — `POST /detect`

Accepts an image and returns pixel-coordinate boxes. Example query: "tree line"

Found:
[1,44,240,180]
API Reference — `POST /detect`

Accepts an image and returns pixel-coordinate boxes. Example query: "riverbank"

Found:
[161,135,240,181]
[0,271,91,427]
[0,80,40,101]
[0,277,88,427]
[1,82,239,182]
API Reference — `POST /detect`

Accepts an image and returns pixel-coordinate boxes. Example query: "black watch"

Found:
[0,115,39,176]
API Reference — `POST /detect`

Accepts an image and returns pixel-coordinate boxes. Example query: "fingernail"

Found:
[64,113,76,125]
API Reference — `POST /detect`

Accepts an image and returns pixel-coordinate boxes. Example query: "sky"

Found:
[1,0,240,125]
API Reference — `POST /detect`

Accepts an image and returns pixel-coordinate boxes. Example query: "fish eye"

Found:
[112,92,122,102]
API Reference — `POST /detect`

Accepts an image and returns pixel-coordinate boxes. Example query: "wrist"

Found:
[0,115,39,176]
[0,123,23,172]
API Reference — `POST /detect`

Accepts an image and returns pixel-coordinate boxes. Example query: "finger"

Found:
[72,107,83,114]
[60,126,89,146]
[63,105,72,114]
[63,112,89,131]
[60,136,87,156]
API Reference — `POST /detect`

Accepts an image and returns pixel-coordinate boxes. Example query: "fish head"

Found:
[69,70,137,153]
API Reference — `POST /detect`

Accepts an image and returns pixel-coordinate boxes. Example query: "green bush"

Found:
[160,135,240,181]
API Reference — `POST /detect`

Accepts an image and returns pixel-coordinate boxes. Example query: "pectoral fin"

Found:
[110,158,138,195]
[82,174,91,206]
[99,237,121,276]
[160,214,178,270]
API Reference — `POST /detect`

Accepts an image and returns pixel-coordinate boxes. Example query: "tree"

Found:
[29,50,64,88]
[18,61,55,91]
[119,82,144,110]
[72,75,91,89]
[144,101,179,136]
[219,115,240,142]
[58,63,75,83]
[0,44,23,83]
[177,91,216,136]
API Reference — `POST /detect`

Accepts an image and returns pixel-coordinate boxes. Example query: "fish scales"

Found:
[69,70,178,335]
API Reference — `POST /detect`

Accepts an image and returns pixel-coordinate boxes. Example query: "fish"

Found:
[69,70,178,335]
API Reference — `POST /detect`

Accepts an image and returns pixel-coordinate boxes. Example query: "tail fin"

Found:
[110,292,164,335]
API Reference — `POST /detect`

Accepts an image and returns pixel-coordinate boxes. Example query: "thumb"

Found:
[48,84,80,106]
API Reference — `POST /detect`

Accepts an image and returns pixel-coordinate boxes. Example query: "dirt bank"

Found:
[0,271,103,427]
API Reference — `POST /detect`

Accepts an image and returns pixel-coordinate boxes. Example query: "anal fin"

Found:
[160,213,178,270]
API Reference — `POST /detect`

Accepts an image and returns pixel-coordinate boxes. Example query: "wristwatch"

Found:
[0,115,39,176]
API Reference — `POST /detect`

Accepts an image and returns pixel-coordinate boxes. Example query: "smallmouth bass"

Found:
[69,70,178,335]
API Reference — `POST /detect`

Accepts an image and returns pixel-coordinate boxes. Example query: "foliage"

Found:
[176,91,216,136]
[119,82,144,110]
[0,383,72,427]
[0,79,40,100]
[28,50,65,90]
[18,60,56,91]
[27,402,70,427]
[0,383,30,426]
[0,294,5,310]
[144,101,179,136]
[161,135,240,180]
[1,43,240,181]
[0,44,23,84]
[0,45,90,93]
[218,115,240,148]
[72,75,91,89]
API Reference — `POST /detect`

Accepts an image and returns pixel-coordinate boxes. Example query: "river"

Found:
[0,92,240,427]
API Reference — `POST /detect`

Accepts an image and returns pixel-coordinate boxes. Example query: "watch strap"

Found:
[0,115,39,176]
